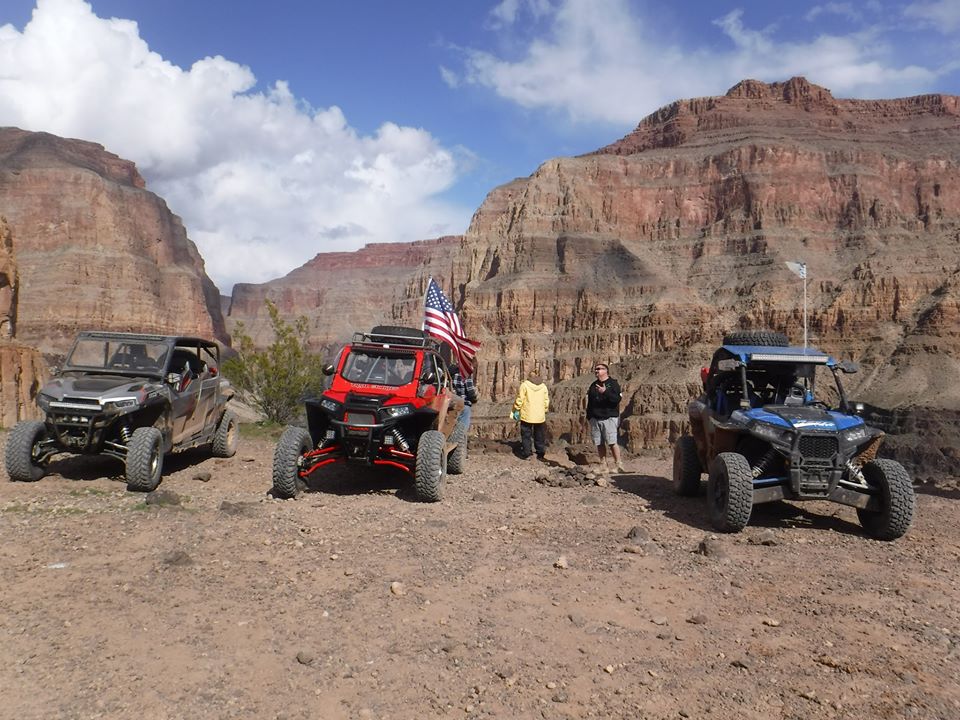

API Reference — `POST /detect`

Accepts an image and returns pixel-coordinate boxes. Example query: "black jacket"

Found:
[587,377,622,419]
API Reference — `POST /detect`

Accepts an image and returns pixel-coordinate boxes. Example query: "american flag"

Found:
[423,278,481,376]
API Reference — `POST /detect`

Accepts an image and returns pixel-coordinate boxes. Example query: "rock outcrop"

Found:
[0,128,227,357]
[226,78,960,477]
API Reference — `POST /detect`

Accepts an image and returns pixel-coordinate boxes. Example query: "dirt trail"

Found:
[1,432,958,720]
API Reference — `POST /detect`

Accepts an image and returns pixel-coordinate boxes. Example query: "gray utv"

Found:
[5,331,237,491]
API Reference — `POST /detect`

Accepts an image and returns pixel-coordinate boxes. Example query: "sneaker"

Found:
[615,462,626,473]
[598,459,609,474]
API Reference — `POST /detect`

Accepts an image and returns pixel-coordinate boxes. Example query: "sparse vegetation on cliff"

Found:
[223,300,326,424]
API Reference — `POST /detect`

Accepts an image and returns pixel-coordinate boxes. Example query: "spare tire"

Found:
[722,330,790,347]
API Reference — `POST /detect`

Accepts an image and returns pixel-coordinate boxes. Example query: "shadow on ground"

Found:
[613,473,869,537]
[43,447,217,485]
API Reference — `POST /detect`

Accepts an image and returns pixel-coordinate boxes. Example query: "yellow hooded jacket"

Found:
[513,380,550,423]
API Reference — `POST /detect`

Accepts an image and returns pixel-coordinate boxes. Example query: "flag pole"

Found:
[803,264,807,349]
[421,277,431,332]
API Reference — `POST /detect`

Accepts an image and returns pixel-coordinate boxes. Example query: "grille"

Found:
[798,435,838,464]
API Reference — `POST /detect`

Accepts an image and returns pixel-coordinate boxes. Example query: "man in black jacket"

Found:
[587,362,625,473]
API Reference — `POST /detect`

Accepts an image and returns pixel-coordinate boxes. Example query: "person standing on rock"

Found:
[587,362,625,473]
[512,371,550,460]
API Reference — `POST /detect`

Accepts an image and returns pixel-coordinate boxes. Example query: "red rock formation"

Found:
[0,216,45,426]
[226,78,960,475]
[227,237,462,351]
[0,128,227,356]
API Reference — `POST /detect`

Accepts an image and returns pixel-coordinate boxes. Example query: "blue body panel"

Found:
[742,407,864,431]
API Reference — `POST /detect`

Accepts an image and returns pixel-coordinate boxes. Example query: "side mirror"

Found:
[323,364,335,376]
[166,372,182,386]
[49,365,60,377]
[838,360,859,374]
[419,371,436,384]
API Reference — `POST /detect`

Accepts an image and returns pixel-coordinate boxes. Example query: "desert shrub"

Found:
[223,300,326,424]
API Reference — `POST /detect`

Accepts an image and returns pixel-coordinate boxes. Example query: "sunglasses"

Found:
[594,367,606,372]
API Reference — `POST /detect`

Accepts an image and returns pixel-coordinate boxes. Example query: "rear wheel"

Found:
[447,424,467,475]
[272,426,311,499]
[722,330,789,347]
[414,430,446,502]
[707,452,753,532]
[126,427,164,492]
[211,409,239,457]
[5,420,49,482]
[672,435,703,496]
[856,459,914,540]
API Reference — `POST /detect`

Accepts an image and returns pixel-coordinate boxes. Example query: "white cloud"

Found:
[488,0,554,29]
[805,3,862,23]
[904,0,960,32]
[454,0,950,126]
[0,0,470,292]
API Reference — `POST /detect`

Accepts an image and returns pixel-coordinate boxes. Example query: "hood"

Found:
[746,406,863,431]
[43,375,149,399]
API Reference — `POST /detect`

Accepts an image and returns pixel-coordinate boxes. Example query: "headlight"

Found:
[381,405,413,419]
[752,422,794,445]
[842,426,868,443]
[36,393,55,411]
[319,398,340,413]
[103,398,139,412]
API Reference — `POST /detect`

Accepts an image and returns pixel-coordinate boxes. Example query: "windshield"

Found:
[341,351,416,386]
[67,338,169,374]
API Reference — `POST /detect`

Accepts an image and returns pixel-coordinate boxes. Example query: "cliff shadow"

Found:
[613,474,869,537]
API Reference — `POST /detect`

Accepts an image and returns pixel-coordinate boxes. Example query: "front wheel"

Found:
[672,435,702,496]
[271,426,311,499]
[211,409,239,458]
[5,420,49,482]
[414,430,447,502]
[126,427,164,492]
[856,459,914,540]
[707,452,753,532]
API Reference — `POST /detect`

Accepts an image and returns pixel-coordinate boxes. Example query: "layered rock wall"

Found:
[226,78,960,476]
[0,128,227,357]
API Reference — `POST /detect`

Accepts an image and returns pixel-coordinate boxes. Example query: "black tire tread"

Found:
[708,452,753,532]
[212,409,238,458]
[722,330,790,347]
[447,424,467,475]
[857,459,914,540]
[5,420,48,482]
[126,427,164,492]
[272,426,311,499]
[673,435,702,496]
[414,430,446,502]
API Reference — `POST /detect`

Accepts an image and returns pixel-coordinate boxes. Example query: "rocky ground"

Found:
[1,428,959,720]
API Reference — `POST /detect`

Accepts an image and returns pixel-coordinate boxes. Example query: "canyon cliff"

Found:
[0,127,228,424]
[228,78,960,476]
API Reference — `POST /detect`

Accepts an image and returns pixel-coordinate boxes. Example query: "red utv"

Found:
[271,326,466,502]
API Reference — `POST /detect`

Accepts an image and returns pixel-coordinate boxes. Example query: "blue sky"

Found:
[1,0,958,292]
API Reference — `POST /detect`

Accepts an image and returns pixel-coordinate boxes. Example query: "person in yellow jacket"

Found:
[512,371,550,460]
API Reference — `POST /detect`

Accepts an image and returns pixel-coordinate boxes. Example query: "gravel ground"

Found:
[1,429,958,720]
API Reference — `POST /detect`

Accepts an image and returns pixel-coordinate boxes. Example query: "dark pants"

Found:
[520,421,546,458]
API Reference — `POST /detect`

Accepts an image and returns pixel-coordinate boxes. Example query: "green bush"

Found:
[223,300,326,424]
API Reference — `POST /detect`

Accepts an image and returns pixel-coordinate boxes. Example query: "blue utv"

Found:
[674,330,914,540]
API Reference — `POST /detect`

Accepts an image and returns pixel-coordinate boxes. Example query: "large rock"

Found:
[225,78,960,476]
[0,128,227,356]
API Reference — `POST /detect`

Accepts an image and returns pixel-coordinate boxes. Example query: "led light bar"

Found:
[749,353,830,364]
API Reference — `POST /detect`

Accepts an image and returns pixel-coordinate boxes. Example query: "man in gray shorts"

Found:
[587,362,625,473]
